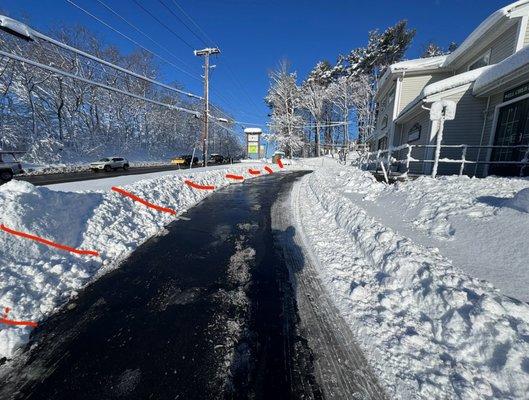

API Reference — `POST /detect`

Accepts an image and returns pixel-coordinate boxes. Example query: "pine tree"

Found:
[421,42,445,58]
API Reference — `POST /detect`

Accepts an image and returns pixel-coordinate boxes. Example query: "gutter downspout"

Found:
[475,96,491,177]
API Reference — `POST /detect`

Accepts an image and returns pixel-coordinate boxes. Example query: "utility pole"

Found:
[194,47,220,167]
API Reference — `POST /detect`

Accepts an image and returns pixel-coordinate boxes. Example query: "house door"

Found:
[490,98,529,176]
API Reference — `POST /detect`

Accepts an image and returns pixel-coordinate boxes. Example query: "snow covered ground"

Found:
[0,162,281,359]
[293,159,529,399]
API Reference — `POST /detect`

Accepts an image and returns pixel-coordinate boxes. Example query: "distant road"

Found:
[16,164,202,186]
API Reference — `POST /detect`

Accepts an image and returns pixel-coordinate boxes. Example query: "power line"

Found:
[157,0,208,47]
[165,1,263,117]
[65,0,199,81]
[170,0,217,47]
[0,49,201,116]
[131,0,194,50]
[24,20,203,100]
[93,0,199,77]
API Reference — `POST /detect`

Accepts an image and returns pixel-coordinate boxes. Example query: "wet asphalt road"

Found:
[16,163,217,186]
[0,171,322,400]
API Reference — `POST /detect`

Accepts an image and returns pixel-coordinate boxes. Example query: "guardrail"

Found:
[358,143,529,180]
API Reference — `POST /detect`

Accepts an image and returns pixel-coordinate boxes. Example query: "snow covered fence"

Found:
[294,164,529,399]
[0,162,289,359]
[361,143,529,178]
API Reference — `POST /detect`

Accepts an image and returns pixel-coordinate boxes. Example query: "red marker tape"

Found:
[0,224,99,257]
[226,174,244,181]
[248,168,261,175]
[184,180,216,191]
[264,166,273,174]
[277,158,284,169]
[111,187,176,215]
[0,307,37,328]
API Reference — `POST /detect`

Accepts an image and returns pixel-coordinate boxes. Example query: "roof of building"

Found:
[444,0,529,67]
[380,0,529,92]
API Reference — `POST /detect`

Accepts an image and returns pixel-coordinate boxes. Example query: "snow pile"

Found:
[474,45,529,94]
[294,164,529,399]
[0,163,278,359]
[382,175,529,239]
[505,187,529,213]
[422,66,491,97]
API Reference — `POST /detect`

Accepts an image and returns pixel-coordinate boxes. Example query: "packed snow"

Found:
[0,162,278,359]
[293,160,529,399]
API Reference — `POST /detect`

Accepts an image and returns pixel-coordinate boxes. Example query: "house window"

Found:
[378,136,388,150]
[408,123,422,142]
[468,50,491,71]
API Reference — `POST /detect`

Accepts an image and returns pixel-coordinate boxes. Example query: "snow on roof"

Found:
[423,66,491,97]
[443,0,529,66]
[390,55,447,73]
[473,45,529,95]
[243,127,262,134]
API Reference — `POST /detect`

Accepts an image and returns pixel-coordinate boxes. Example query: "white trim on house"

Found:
[484,90,529,174]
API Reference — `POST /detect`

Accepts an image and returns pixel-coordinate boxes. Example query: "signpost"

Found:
[244,128,262,159]
[430,100,456,178]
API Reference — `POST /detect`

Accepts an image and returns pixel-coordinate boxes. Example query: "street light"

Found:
[0,15,34,41]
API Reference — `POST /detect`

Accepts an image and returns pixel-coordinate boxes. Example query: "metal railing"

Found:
[358,143,529,181]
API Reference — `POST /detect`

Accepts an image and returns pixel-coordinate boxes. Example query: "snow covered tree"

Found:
[265,61,304,157]
[421,42,445,58]
[0,21,242,162]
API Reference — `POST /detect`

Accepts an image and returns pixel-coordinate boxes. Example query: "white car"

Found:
[90,157,129,172]
[0,151,24,182]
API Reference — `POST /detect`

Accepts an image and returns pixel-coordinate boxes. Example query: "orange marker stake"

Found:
[248,168,261,175]
[111,187,177,215]
[0,224,99,257]
[226,174,244,181]
[184,180,216,191]
[0,307,38,328]
[264,166,274,174]
[277,158,284,169]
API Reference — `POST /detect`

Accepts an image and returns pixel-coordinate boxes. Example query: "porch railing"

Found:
[357,143,529,180]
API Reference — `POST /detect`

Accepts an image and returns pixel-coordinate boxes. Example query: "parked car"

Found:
[0,151,24,182]
[209,154,225,165]
[90,157,129,172]
[171,155,198,166]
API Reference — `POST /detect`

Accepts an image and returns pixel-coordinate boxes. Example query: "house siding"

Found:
[434,88,488,175]
[398,73,451,114]
[455,23,518,74]
[372,82,397,145]
[524,18,529,46]
[394,110,432,175]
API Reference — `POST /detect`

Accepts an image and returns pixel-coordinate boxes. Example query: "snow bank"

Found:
[474,45,529,95]
[0,163,283,359]
[294,164,529,399]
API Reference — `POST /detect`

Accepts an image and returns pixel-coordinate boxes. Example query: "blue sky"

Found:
[0,0,515,131]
